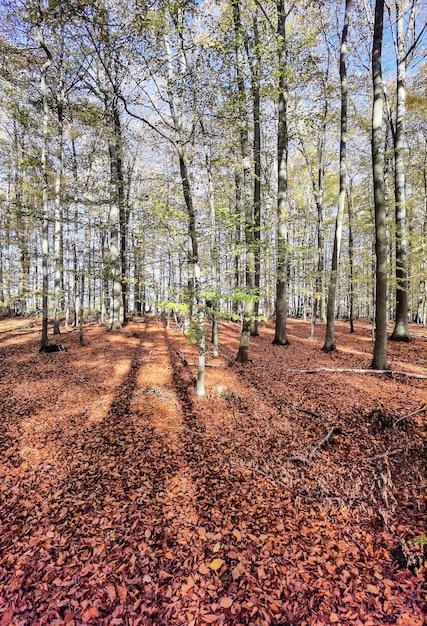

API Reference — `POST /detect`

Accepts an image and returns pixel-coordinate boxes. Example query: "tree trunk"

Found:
[14,124,30,315]
[371,0,389,370]
[79,271,84,346]
[347,182,355,333]
[323,0,351,351]
[250,12,261,337]
[106,90,123,330]
[273,0,290,347]
[36,25,52,350]
[390,2,410,341]
[233,168,242,316]
[232,0,256,363]
[53,94,64,335]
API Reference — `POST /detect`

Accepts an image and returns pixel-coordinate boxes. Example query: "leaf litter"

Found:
[0,316,425,625]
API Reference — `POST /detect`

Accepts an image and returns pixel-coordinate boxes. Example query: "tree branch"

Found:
[288,426,341,465]
[279,368,426,379]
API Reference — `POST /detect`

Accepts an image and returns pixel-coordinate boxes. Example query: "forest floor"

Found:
[0,315,425,626]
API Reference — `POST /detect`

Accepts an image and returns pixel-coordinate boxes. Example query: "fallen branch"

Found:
[176,350,188,366]
[393,404,426,426]
[288,426,341,465]
[282,402,322,419]
[367,449,401,461]
[230,461,289,489]
[280,368,427,379]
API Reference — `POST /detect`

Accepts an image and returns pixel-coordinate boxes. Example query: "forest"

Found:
[0,0,426,625]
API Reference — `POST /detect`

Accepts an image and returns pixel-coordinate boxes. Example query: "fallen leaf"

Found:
[219,596,233,608]
[0,607,14,626]
[199,562,210,575]
[106,583,116,602]
[366,584,380,594]
[201,614,218,623]
[209,558,225,571]
[117,585,127,601]
[82,606,100,622]
[182,576,195,593]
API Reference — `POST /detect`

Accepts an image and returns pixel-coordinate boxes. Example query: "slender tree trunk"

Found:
[178,148,205,395]
[232,0,255,363]
[323,0,351,351]
[79,271,84,346]
[233,168,242,316]
[371,0,389,370]
[347,182,355,333]
[36,25,52,350]
[391,2,410,341]
[4,189,11,312]
[421,163,427,326]
[205,143,219,357]
[273,0,290,346]
[114,105,128,325]
[53,94,64,334]
[250,12,261,337]
[14,125,30,315]
[107,94,122,330]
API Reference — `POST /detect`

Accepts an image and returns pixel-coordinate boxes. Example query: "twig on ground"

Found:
[280,368,426,379]
[393,404,426,426]
[367,449,401,461]
[230,461,289,489]
[287,426,341,465]
[176,350,188,366]
[282,402,322,419]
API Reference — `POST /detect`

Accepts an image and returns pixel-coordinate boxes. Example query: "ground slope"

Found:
[0,316,425,625]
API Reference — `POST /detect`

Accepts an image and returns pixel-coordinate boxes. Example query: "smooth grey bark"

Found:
[323,0,351,351]
[36,24,52,350]
[232,0,256,363]
[420,160,427,326]
[107,99,123,331]
[79,271,84,346]
[178,147,205,395]
[347,181,355,333]
[14,123,30,314]
[164,22,205,394]
[304,92,329,338]
[371,0,389,370]
[53,81,64,335]
[273,0,290,346]
[247,11,261,337]
[390,1,411,341]
[115,106,128,324]
[204,142,219,357]
[233,168,242,316]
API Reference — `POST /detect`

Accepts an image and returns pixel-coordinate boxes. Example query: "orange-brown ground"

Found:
[0,316,425,626]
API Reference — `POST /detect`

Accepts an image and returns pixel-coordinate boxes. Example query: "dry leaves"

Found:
[0,316,424,624]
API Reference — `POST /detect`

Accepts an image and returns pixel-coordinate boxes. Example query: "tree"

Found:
[232,0,256,363]
[388,0,426,341]
[323,0,352,352]
[272,0,292,347]
[371,0,389,370]
[35,15,52,351]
